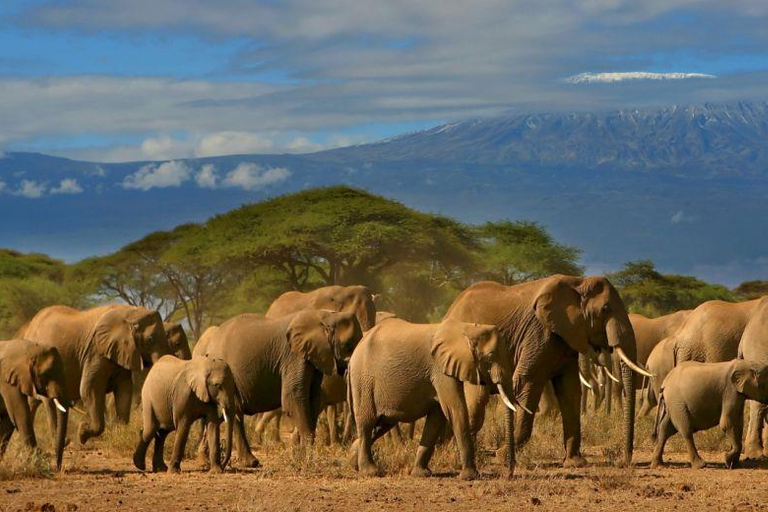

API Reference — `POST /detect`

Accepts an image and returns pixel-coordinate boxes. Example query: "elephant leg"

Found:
[0,415,14,458]
[436,380,477,480]
[650,408,676,468]
[552,364,586,467]
[326,404,339,445]
[386,423,404,443]
[342,402,354,443]
[133,409,157,472]
[78,367,110,444]
[638,383,656,417]
[412,406,447,477]
[4,391,36,450]
[745,400,766,459]
[41,398,58,439]
[723,415,743,469]
[152,430,169,472]
[405,421,416,440]
[580,385,587,415]
[113,372,133,424]
[196,418,210,463]
[207,417,223,473]
[254,410,282,444]
[355,413,380,477]
[605,377,613,415]
[464,383,490,435]
[169,417,192,474]
[234,413,260,468]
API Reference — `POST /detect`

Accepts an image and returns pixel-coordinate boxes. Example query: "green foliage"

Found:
[734,280,768,300]
[609,260,734,316]
[0,249,64,280]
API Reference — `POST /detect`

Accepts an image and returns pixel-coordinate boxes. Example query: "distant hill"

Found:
[1,101,767,286]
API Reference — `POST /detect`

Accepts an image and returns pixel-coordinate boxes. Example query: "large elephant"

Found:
[444,275,649,466]
[134,355,236,474]
[348,318,518,479]
[644,337,677,417]
[20,304,170,444]
[0,339,70,471]
[738,297,768,457]
[194,309,363,467]
[131,322,192,403]
[266,285,376,330]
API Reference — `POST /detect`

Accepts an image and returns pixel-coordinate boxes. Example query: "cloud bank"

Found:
[121,161,291,191]
[565,72,717,84]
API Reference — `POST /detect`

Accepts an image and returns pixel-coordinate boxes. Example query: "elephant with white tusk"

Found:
[134,355,236,473]
[0,339,70,471]
[348,318,518,480]
[444,275,649,467]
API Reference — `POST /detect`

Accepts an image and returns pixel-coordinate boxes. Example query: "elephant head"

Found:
[183,356,237,468]
[0,340,69,470]
[431,321,518,411]
[731,362,768,404]
[287,310,363,376]
[91,307,170,371]
[316,286,376,331]
[164,322,192,360]
[531,275,648,464]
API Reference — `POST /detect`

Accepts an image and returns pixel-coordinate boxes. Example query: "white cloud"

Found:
[122,160,191,190]
[0,180,6,192]
[221,163,291,191]
[195,164,218,189]
[194,132,276,157]
[14,180,47,198]
[50,178,84,194]
[565,72,717,84]
[670,210,700,224]
[284,137,325,153]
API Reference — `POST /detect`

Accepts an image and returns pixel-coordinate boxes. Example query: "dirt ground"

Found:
[4,444,768,511]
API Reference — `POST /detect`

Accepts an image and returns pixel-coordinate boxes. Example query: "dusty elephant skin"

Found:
[0,339,70,471]
[254,284,377,443]
[18,304,171,445]
[652,359,768,469]
[738,297,768,458]
[444,274,647,467]
[194,309,363,468]
[348,318,516,479]
[133,355,236,474]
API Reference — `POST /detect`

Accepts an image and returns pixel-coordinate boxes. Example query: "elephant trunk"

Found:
[55,408,68,471]
[606,316,638,465]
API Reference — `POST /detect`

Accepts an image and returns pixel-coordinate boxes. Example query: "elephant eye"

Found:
[602,305,610,312]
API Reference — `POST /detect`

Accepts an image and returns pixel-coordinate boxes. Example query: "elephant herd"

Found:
[2,275,767,478]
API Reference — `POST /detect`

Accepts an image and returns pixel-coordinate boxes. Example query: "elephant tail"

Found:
[652,391,666,444]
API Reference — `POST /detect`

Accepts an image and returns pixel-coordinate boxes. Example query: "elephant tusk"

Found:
[615,347,655,378]
[53,398,67,413]
[222,409,229,424]
[603,367,621,383]
[70,405,87,416]
[496,384,517,412]
[515,399,534,416]
[579,372,593,390]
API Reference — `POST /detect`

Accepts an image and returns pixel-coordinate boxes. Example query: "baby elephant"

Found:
[348,318,518,480]
[652,359,768,469]
[134,355,236,473]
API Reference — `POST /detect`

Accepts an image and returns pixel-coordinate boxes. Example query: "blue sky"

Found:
[1,0,767,162]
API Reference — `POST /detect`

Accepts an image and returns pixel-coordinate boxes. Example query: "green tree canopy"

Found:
[734,280,768,300]
[609,260,734,316]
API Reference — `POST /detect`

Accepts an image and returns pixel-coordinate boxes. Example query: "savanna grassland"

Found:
[1,397,766,512]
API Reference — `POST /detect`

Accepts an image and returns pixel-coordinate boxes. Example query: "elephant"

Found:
[255,286,377,442]
[133,355,236,474]
[444,275,650,467]
[630,311,692,365]
[644,337,677,417]
[651,360,768,469]
[738,297,768,458]
[348,318,518,479]
[131,322,192,403]
[266,285,376,330]
[19,304,171,444]
[0,339,70,471]
[194,309,363,468]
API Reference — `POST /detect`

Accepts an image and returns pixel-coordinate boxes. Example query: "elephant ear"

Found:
[286,312,336,376]
[431,321,482,385]
[92,309,141,371]
[185,359,211,403]
[732,365,760,397]
[2,346,36,396]
[533,278,590,354]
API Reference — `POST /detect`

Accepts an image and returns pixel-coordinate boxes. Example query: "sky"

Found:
[0,0,767,163]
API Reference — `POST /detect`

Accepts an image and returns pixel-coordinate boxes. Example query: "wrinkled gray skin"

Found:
[20,304,170,445]
[652,360,768,469]
[444,275,643,467]
[134,355,236,473]
[348,319,515,479]
[0,339,69,471]
[645,337,677,414]
[738,297,768,458]
[194,309,363,468]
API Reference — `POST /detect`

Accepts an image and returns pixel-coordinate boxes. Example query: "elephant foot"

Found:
[77,426,90,445]
[459,467,478,481]
[152,463,168,473]
[360,463,380,477]
[236,455,261,469]
[208,465,224,474]
[347,441,360,470]
[494,445,508,464]
[168,466,181,474]
[133,452,146,471]
[562,455,588,468]
[744,443,764,460]
[410,466,431,478]
[690,458,706,470]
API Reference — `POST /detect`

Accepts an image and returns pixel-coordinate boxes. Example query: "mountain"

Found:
[1,102,768,286]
